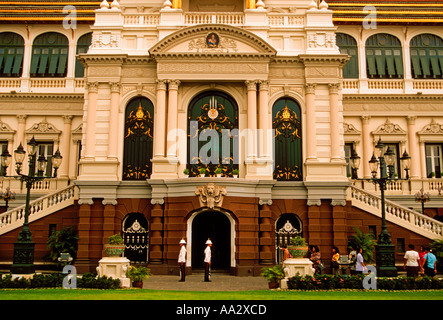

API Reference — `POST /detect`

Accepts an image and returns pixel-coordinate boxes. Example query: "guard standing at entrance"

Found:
[178,239,187,282]
[204,239,212,282]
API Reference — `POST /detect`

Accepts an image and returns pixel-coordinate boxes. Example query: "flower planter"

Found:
[288,245,309,258]
[268,282,279,289]
[132,281,143,288]
[104,244,125,257]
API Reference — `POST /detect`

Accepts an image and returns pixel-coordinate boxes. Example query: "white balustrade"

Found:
[0,185,77,235]
[348,185,443,240]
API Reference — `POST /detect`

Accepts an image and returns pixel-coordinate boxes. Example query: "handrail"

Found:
[348,185,443,239]
[0,184,77,235]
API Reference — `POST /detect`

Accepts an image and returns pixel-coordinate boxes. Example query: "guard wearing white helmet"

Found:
[204,239,212,282]
[178,239,187,282]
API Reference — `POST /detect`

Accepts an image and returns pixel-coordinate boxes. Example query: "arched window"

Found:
[410,34,443,79]
[75,32,92,78]
[187,91,239,177]
[275,213,303,264]
[272,98,302,181]
[122,212,149,263]
[0,32,24,77]
[336,33,359,78]
[366,33,403,79]
[122,97,154,180]
[30,32,69,77]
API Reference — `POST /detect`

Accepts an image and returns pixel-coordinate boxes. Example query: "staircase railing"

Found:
[348,185,443,240]
[0,184,77,236]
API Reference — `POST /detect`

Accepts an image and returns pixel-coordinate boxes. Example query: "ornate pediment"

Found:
[418,119,443,142]
[149,25,276,58]
[196,183,227,209]
[372,119,406,136]
[25,118,61,142]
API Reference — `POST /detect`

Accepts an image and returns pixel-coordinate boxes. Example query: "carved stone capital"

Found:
[167,79,181,90]
[110,82,121,93]
[307,199,321,206]
[151,198,165,205]
[305,83,316,94]
[258,80,270,91]
[87,82,99,93]
[156,79,167,91]
[328,83,340,94]
[245,80,258,91]
[331,200,346,207]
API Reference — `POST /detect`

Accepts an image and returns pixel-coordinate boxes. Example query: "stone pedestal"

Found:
[281,258,315,289]
[96,257,131,288]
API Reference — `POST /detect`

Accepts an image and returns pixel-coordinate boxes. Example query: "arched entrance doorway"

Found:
[191,210,232,271]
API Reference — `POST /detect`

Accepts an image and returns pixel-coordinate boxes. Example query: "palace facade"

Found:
[0,0,442,275]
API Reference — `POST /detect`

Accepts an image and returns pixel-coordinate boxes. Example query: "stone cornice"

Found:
[343,94,443,101]
[152,52,275,60]
[298,54,350,66]
[0,93,84,101]
[77,54,128,66]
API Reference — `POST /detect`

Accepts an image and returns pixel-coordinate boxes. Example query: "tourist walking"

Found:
[309,245,322,274]
[331,246,340,275]
[204,239,212,282]
[178,239,186,282]
[348,246,357,275]
[419,246,426,275]
[403,244,420,277]
[356,247,367,274]
[423,247,437,277]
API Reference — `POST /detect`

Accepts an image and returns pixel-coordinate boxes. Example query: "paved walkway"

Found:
[143,274,269,291]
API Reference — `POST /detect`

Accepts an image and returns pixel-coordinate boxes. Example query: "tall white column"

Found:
[406,116,419,179]
[305,83,317,161]
[246,80,257,159]
[59,115,73,178]
[154,80,167,158]
[166,80,180,158]
[84,82,98,159]
[107,82,120,159]
[258,80,269,158]
[361,115,372,178]
[329,83,341,161]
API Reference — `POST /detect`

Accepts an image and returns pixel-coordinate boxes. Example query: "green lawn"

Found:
[0,288,442,300]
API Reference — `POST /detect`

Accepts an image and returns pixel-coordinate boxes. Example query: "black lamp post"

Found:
[0,136,62,274]
[415,188,431,214]
[350,138,411,277]
[0,187,16,212]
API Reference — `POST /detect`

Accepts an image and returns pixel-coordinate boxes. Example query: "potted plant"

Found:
[183,168,190,177]
[215,167,222,177]
[261,265,285,289]
[104,233,125,257]
[126,265,151,288]
[232,169,239,178]
[199,167,206,177]
[288,235,308,258]
[348,227,377,263]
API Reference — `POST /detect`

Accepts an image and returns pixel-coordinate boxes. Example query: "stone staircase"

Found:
[348,185,443,240]
[0,184,77,236]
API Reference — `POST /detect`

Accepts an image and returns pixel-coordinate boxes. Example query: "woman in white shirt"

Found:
[403,244,420,277]
[356,247,367,274]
